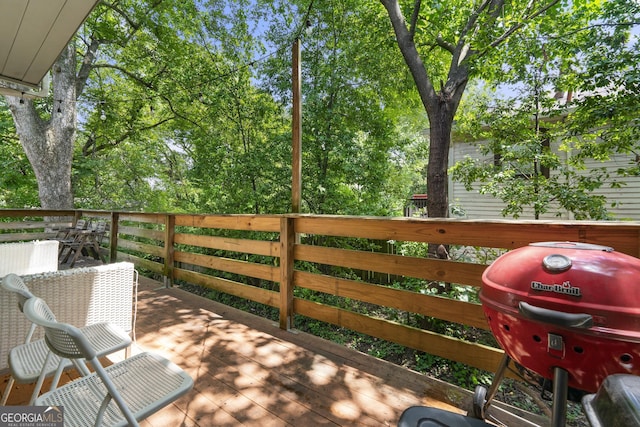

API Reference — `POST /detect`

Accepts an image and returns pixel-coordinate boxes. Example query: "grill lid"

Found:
[481,241,640,329]
[480,241,640,392]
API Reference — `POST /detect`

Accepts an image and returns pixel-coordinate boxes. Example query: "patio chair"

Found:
[59,220,107,267]
[0,274,131,406]
[24,297,193,427]
[51,219,87,252]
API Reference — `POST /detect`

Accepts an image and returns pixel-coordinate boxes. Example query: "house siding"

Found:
[448,139,640,220]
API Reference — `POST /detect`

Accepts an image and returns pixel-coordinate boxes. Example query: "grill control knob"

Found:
[542,254,572,273]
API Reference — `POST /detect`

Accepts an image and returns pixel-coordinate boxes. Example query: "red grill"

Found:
[399,241,640,426]
[480,241,640,394]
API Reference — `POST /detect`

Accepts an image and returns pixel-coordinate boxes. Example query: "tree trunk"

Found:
[5,44,76,209]
[425,99,456,219]
[381,0,468,219]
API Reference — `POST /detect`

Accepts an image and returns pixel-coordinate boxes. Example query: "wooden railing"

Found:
[2,209,640,379]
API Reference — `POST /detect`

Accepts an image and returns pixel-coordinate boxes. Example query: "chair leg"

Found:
[61,243,79,264]
[29,353,59,405]
[58,244,73,264]
[68,245,84,267]
[72,359,91,377]
[58,245,66,261]
[0,376,15,406]
[47,361,68,394]
[89,357,140,426]
[61,245,74,264]
[88,241,105,262]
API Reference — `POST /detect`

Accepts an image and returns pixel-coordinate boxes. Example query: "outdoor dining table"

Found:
[59,229,105,267]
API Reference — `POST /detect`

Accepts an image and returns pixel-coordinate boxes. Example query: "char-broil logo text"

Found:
[530,280,581,297]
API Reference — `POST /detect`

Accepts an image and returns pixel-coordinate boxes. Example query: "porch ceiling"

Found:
[0,0,99,96]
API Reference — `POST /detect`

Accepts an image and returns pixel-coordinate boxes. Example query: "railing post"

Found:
[109,212,119,263]
[279,216,295,330]
[163,214,175,288]
[291,39,302,214]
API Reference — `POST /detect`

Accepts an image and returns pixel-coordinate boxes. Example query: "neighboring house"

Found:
[448,137,640,221]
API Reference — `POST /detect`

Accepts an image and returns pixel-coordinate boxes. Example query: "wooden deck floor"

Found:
[2,275,543,426]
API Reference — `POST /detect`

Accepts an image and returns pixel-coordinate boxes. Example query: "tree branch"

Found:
[454,0,503,66]
[76,35,101,98]
[380,0,436,108]
[460,0,494,40]
[409,0,422,37]
[92,63,156,90]
[436,34,455,54]
[86,116,175,154]
[100,0,141,32]
[483,0,561,54]
[553,20,640,39]
[75,0,168,99]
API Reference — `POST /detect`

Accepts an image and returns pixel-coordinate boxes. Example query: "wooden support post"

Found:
[279,216,295,330]
[164,214,175,288]
[109,212,119,263]
[292,38,302,214]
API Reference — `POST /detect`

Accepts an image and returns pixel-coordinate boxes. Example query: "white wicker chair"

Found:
[0,240,59,277]
[0,274,132,406]
[1,262,137,372]
[24,297,193,427]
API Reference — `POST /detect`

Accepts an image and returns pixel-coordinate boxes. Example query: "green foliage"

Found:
[205,288,280,320]
[367,340,405,359]
[5,0,636,221]
[414,353,493,389]
[70,0,215,211]
[564,0,640,177]
[53,0,432,216]
[451,1,639,220]
[256,0,424,215]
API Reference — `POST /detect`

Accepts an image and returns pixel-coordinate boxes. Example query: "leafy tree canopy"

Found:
[2,0,638,222]
[451,0,640,219]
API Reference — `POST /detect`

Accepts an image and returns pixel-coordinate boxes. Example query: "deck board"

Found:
[132,278,456,426]
[1,274,544,426]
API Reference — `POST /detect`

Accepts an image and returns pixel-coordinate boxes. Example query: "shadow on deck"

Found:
[2,274,545,426]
